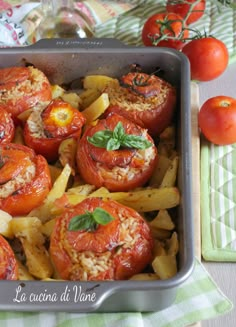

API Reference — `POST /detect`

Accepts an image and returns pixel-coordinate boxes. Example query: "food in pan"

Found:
[50,197,154,280]
[23,98,86,162]
[77,112,157,191]
[0,143,52,216]
[0,107,15,144]
[103,70,176,136]
[0,233,18,280]
[0,66,52,119]
[0,65,180,282]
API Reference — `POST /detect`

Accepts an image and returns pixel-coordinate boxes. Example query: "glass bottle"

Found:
[37,0,94,40]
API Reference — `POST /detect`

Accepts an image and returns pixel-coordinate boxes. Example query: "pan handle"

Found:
[28,37,128,49]
[1,280,120,312]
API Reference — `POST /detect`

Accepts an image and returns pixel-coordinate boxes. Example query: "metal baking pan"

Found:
[0,38,194,312]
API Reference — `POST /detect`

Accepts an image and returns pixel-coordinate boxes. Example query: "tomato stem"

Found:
[132,74,151,87]
[149,1,235,47]
[220,100,230,107]
[182,0,203,24]
[149,17,187,45]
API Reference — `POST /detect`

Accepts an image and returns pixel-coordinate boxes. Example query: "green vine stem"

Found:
[216,0,236,9]
[151,0,236,45]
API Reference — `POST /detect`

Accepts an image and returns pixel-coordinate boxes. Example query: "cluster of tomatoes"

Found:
[142,0,228,82]
[142,0,236,145]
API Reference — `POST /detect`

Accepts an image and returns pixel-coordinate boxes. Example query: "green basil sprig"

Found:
[68,207,115,232]
[87,122,152,151]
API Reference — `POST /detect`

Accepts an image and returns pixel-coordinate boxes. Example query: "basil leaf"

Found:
[122,134,152,149]
[68,208,114,232]
[113,121,125,140]
[68,212,97,232]
[87,130,113,148]
[106,138,121,151]
[87,122,152,151]
[92,207,115,225]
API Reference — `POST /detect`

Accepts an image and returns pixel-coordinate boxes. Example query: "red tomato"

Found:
[166,0,206,25]
[24,99,86,162]
[77,113,157,192]
[198,96,236,145]
[0,66,52,119]
[0,143,52,216]
[0,234,18,280]
[50,197,154,280]
[182,37,229,81]
[104,72,176,136]
[0,107,15,144]
[142,12,189,50]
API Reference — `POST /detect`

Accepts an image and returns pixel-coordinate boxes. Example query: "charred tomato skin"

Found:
[50,197,154,280]
[105,72,176,136]
[0,234,18,280]
[76,113,157,192]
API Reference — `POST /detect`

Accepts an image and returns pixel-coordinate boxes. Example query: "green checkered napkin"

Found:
[0,259,232,327]
[201,139,236,261]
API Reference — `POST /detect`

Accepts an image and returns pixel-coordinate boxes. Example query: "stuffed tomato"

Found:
[24,98,86,162]
[0,143,51,216]
[0,107,15,144]
[104,71,176,136]
[0,66,52,119]
[50,197,154,280]
[0,234,18,280]
[76,113,157,192]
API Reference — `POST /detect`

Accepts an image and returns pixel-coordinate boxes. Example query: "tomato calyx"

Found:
[131,74,151,87]
[120,71,162,98]
[68,207,115,232]
[219,100,231,107]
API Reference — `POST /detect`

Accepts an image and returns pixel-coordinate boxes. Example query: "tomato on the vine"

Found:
[141,12,189,50]
[198,96,236,145]
[182,37,229,81]
[166,0,206,25]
